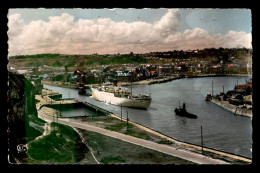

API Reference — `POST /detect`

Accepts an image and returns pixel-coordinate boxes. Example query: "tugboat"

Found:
[175,102,197,119]
[78,83,87,95]
[205,94,212,101]
[74,70,90,96]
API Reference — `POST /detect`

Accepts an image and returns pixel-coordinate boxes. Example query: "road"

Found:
[38,111,228,165]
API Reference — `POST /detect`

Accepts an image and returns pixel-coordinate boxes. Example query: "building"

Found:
[158,64,174,75]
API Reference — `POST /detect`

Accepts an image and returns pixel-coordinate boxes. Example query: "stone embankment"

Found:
[211,97,252,118]
[119,76,182,86]
[35,89,75,111]
[41,80,77,88]
[187,74,251,78]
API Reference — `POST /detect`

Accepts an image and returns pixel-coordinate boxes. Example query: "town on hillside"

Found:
[8,47,252,84]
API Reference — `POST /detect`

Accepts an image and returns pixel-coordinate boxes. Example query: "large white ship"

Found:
[91,84,152,109]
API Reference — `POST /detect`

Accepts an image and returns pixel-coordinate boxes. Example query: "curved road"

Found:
[38,111,228,165]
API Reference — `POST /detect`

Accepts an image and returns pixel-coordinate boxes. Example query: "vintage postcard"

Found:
[7,8,252,165]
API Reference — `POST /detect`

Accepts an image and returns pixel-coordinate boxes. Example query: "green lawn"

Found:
[104,123,133,131]
[27,122,88,164]
[104,123,151,140]
[124,130,151,140]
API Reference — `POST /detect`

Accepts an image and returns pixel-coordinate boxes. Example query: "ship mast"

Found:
[212,81,213,96]
[131,73,132,95]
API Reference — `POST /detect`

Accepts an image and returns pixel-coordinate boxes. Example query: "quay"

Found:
[119,76,182,86]
[35,89,75,111]
[42,75,183,89]
[186,74,251,78]
[207,78,252,118]
[41,80,98,89]
[36,89,111,117]
[210,97,252,118]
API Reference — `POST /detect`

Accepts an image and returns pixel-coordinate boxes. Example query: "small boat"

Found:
[78,83,87,95]
[78,86,91,96]
[175,102,197,119]
[78,88,86,95]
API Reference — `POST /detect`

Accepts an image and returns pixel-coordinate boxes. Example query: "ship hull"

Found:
[91,88,151,109]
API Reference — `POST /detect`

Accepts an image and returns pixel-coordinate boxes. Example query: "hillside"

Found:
[7,72,88,164]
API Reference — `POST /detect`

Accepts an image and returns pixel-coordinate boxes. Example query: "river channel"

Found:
[43,76,252,158]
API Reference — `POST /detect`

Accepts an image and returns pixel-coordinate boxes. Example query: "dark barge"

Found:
[175,103,197,119]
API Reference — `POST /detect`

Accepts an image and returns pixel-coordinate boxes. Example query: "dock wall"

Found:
[211,97,252,118]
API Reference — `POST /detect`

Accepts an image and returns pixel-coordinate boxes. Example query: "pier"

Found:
[35,89,75,110]
[210,97,252,118]
[36,89,113,118]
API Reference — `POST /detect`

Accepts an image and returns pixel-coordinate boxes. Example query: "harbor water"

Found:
[43,76,252,158]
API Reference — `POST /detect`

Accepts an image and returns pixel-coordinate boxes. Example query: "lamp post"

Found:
[126,111,129,131]
[121,106,122,122]
[53,112,55,132]
[201,125,204,154]
[212,81,214,96]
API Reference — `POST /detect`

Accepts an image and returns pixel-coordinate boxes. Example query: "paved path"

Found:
[38,111,228,165]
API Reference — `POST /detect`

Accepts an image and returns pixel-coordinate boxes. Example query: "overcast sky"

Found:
[8,8,252,56]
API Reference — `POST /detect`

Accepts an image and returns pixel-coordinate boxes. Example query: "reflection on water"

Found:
[43,76,252,158]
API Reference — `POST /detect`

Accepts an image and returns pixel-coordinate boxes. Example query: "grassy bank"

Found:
[77,129,195,164]
[26,122,89,164]
[105,123,151,140]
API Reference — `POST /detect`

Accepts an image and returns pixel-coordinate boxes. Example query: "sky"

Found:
[7,8,252,56]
